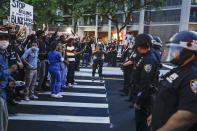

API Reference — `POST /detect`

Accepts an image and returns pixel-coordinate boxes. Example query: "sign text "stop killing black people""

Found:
[10,0,33,27]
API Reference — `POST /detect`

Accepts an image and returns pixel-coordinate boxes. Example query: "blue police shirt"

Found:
[48,51,62,70]
[0,49,11,99]
[21,47,39,70]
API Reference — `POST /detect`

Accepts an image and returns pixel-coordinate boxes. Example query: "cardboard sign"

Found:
[10,0,33,27]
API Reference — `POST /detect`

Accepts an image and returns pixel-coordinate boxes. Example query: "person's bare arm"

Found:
[74,48,86,56]
[21,59,34,69]
[157,110,197,131]
[123,61,133,67]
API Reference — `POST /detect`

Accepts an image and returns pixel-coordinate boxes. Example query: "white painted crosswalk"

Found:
[75,79,104,83]
[39,92,107,98]
[9,68,111,126]
[73,85,105,89]
[18,100,109,108]
[9,113,110,124]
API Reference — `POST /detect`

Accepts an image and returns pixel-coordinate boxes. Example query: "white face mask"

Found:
[0,41,9,50]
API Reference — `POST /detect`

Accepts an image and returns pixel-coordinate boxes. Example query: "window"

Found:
[192,0,197,5]
[145,9,181,23]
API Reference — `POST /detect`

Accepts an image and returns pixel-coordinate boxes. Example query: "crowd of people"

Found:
[120,32,197,131]
[0,23,197,131]
[0,24,120,130]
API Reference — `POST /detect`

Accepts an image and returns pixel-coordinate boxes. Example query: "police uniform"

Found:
[152,31,197,131]
[131,33,160,131]
[121,47,133,94]
[133,50,158,131]
[152,60,197,131]
[110,43,117,66]
[128,50,141,102]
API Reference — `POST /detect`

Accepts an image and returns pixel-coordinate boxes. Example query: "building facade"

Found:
[51,0,197,43]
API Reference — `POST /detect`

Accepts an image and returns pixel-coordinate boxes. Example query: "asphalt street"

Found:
[8,65,170,131]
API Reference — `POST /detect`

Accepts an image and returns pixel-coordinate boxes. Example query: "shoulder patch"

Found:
[144,64,152,73]
[190,79,197,95]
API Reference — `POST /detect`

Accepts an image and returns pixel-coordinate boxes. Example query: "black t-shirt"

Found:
[152,60,197,130]
[38,40,48,60]
[7,44,19,66]
[93,44,104,60]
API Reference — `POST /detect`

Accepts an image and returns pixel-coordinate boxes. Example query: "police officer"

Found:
[110,40,118,66]
[149,31,197,131]
[132,34,158,131]
[152,36,163,63]
[120,37,135,97]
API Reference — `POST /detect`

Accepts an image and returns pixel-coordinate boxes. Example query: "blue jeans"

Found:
[49,66,61,94]
[60,62,67,87]
[82,53,89,67]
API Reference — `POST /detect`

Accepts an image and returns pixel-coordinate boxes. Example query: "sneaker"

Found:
[68,83,73,88]
[51,94,63,98]
[57,93,63,98]
[62,85,67,89]
[92,76,95,81]
[30,95,39,100]
[24,96,30,101]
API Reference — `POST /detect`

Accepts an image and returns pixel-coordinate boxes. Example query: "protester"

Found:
[92,39,106,82]
[21,40,39,101]
[65,38,85,88]
[37,30,49,92]
[0,27,17,131]
[48,41,64,98]
[57,35,68,89]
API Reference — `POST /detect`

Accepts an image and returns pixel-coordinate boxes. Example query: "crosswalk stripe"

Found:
[9,113,110,124]
[76,72,95,77]
[159,70,170,76]
[39,92,107,98]
[75,79,104,83]
[162,64,174,69]
[18,101,108,108]
[74,85,105,89]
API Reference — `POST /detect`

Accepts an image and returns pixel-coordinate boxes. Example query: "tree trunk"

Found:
[74,20,78,35]
[116,24,120,44]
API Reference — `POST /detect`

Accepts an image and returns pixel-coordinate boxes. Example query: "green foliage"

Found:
[23,0,63,26]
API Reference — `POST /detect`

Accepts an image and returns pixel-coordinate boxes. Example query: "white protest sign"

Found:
[10,0,33,27]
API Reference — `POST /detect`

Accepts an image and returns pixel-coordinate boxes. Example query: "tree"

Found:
[59,0,95,35]
[72,0,166,43]
[0,0,10,25]
[23,0,63,27]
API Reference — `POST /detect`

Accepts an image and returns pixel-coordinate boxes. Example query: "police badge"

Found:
[144,64,152,73]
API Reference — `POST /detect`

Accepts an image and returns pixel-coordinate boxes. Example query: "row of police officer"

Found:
[121,31,197,131]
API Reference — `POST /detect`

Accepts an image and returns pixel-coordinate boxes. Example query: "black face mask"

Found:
[170,49,194,66]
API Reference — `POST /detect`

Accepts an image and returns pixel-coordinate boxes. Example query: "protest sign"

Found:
[10,0,33,27]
